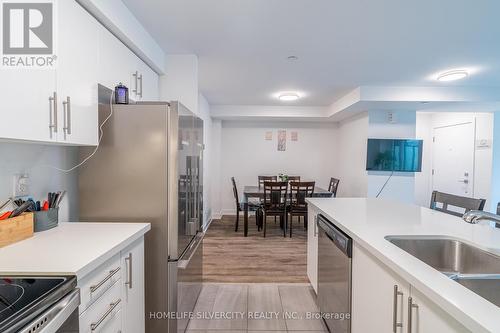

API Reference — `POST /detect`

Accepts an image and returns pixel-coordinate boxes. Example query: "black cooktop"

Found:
[0,276,76,333]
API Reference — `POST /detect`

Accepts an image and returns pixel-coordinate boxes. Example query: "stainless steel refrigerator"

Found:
[79,95,204,333]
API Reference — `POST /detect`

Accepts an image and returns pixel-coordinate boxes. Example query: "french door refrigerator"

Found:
[79,98,204,333]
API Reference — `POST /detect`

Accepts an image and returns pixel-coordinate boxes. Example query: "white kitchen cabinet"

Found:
[408,287,469,333]
[307,207,319,293]
[120,237,145,333]
[98,26,159,102]
[352,243,471,333]
[0,69,57,143]
[57,0,99,145]
[352,243,410,333]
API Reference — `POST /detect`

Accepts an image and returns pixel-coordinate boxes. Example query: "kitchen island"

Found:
[0,222,150,333]
[306,198,500,333]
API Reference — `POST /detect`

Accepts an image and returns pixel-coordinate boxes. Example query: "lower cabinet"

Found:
[351,243,470,333]
[77,236,145,333]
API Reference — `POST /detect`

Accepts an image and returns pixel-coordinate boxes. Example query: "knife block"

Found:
[0,212,34,248]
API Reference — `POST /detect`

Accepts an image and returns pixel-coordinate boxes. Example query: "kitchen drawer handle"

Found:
[90,298,121,331]
[407,296,418,333]
[393,285,403,332]
[90,267,120,293]
[125,253,133,289]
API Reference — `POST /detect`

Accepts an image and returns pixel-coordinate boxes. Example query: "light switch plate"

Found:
[13,173,30,197]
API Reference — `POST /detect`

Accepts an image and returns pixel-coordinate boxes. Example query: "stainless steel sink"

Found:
[385,236,500,307]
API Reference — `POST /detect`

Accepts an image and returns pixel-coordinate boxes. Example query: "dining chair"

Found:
[328,177,340,197]
[288,181,315,237]
[430,190,486,217]
[262,181,288,237]
[287,176,301,183]
[258,175,277,188]
[231,177,262,232]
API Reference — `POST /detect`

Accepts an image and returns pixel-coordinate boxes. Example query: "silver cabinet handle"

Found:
[90,298,121,331]
[407,296,418,333]
[132,71,139,96]
[90,267,120,293]
[138,73,143,98]
[314,215,318,237]
[49,92,58,137]
[125,253,133,289]
[62,96,71,138]
[393,285,403,332]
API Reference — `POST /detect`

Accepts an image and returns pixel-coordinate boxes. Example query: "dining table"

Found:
[241,185,333,237]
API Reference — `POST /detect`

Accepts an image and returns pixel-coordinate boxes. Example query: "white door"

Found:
[121,237,145,333]
[432,122,475,197]
[57,0,99,145]
[0,70,57,142]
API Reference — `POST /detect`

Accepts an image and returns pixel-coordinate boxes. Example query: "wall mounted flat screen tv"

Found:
[366,139,423,172]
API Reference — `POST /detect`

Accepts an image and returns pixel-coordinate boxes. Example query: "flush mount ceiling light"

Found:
[437,70,469,82]
[278,92,300,101]
[287,55,298,61]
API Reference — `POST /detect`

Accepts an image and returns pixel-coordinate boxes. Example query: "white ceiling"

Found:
[122,0,500,106]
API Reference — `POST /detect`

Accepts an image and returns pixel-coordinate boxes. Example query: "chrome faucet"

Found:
[463,210,500,225]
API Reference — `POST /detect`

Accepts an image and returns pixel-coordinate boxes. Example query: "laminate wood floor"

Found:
[186,283,327,332]
[203,215,308,283]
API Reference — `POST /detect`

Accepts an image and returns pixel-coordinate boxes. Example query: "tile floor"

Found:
[185,283,327,333]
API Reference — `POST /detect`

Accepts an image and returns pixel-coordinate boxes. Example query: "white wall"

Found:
[0,143,79,222]
[210,120,222,219]
[335,112,369,197]
[198,94,214,228]
[367,110,417,204]
[414,112,495,210]
[218,121,338,215]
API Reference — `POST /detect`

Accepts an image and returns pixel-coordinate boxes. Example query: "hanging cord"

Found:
[376,170,394,198]
[38,91,114,173]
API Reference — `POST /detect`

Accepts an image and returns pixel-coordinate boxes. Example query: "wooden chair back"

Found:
[430,191,486,217]
[258,175,277,188]
[231,177,240,208]
[328,178,340,197]
[287,176,301,183]
[289,181,315,210]
[263,181,288,210]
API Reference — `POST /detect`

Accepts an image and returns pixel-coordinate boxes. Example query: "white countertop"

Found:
[306,197,500,333]
[0,222,150,279]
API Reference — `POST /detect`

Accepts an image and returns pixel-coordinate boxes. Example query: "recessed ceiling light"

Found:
[279,93,300,101]
[437,70,469,82]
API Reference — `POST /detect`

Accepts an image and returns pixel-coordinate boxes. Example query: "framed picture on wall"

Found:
[277,130,286,151]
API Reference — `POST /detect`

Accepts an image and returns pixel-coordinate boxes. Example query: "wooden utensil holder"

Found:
[0,212,34,248]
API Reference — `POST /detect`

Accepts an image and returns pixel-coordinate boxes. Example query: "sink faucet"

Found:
[463,210,500,226]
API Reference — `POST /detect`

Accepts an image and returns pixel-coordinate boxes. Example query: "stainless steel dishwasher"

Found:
[317,214,352,333]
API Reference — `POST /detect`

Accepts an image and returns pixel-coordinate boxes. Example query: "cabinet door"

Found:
[121,237,145,333]
[408,287,470,333]
[306,208,319,293]
[98,26,132,92]
[351,243,410,333]
[57,0,99,145]
[0,69,56,142]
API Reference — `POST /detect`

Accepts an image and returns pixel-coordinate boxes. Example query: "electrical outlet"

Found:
[13,173,30,197]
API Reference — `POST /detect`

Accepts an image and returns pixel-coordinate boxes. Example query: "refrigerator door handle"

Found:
[177,232,204,269]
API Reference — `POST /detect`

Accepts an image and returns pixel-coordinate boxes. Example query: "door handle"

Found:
[133,71,139,96]
[458,179,469,184]
[393,285,403,332]
[62,96,71,138]
[314,215,318,237]
[407,296,418,333]
[138,73,143,98]
[125,253,133,289]
[49,92,58,137]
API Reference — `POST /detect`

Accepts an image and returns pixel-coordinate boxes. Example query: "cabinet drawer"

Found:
[79,281,122,333]
[78,254,121,313]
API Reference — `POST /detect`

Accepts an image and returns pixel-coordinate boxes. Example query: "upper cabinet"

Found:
[0,0,159,145]
[98,26,159,102]
[57,0,99,145]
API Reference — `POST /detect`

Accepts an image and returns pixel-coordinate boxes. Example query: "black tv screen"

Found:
[366,139,423,172]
